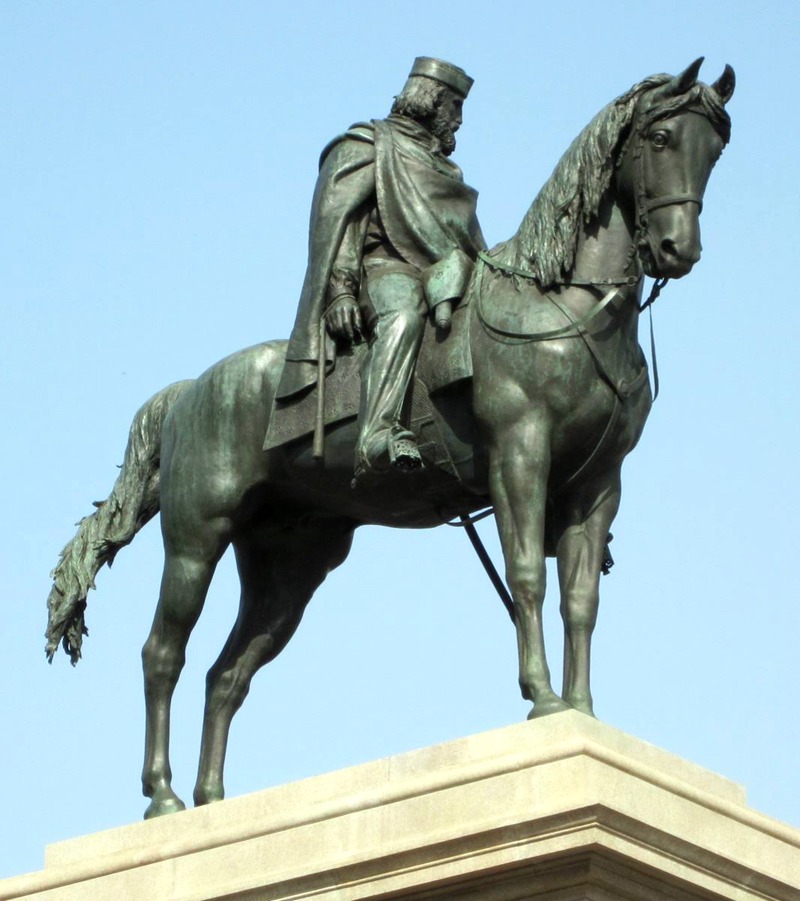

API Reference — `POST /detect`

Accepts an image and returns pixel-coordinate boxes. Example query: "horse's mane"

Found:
[501,74,731,287]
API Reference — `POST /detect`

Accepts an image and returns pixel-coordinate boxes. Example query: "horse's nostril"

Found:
[661,238,679,259]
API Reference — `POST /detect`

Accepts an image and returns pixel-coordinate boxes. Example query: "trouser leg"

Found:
[357,270,426,469]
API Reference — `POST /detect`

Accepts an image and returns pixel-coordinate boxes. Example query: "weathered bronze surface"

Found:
[46,59,734,819]
[272,57,485,477]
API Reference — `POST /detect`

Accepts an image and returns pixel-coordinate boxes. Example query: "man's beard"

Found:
[430,115,457,156]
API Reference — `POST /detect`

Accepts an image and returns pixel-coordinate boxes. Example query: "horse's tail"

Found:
[45,379,194,664]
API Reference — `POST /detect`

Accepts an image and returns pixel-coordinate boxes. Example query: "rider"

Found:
[274,57,485,478]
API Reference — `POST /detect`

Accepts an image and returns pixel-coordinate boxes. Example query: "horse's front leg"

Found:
[489,417,570,719]
[555,469,622,716]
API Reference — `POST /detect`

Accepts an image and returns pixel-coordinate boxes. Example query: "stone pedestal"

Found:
[3,712,798,900]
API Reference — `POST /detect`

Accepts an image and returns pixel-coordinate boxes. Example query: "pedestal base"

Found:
[3,712,798,900]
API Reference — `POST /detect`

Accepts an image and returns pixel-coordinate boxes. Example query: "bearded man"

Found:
[274,57,485,478]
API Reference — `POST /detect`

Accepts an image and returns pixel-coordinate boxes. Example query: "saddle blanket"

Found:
[263,302,474,482]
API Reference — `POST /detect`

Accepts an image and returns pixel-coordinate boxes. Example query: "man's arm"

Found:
[325,209,370,343]
[307,126,375,345]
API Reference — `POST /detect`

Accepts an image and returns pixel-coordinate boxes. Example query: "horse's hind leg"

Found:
[141,516,231,818]
[193,517,355,807]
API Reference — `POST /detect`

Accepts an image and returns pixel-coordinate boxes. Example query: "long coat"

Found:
[276,115,485,400]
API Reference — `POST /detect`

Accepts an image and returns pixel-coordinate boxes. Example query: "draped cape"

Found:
[276,115,484,400]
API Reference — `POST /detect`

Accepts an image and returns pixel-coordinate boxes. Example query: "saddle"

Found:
[264,275,652,489]
[263,301,477,482]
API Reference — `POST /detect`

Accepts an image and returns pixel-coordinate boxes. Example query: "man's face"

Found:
[432,89,464,156]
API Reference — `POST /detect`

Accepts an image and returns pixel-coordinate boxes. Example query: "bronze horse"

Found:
[46,60,734,819]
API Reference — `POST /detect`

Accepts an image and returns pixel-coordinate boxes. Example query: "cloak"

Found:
[276,115,484,400]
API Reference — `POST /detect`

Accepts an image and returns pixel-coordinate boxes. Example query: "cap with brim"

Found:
[409,57,473,97]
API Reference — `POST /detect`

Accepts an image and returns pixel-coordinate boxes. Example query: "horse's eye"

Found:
[650,130,669,149]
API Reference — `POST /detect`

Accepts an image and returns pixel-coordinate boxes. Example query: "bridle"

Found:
[627,105,708,284]
[460,102,709,610]
[457,72,731,616]
[475,100,715,341]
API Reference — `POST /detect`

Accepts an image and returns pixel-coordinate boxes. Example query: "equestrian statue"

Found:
[46,58,734,819]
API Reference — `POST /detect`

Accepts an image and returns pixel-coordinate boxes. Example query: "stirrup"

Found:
[387,430,423,471]
[352,429,423,487]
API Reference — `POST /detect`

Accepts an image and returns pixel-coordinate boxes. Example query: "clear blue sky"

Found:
[2,0,798,881]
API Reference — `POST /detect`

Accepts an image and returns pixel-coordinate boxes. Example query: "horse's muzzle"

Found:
[640,231,701,280]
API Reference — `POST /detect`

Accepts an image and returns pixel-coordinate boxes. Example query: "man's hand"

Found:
[325,295,365,343]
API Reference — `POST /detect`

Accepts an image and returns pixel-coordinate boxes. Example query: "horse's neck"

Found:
[570,196,642,351]
[564,197,641,367]
[571,195,636,283]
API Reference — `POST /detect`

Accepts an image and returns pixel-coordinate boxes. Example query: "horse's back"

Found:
[159,340,287,517]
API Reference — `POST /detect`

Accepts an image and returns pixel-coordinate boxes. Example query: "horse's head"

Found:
[617,58,735,280]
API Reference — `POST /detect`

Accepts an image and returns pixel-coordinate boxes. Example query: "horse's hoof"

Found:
[144,795,186,819]
[527,695,571,720]
[565,696,596,717]
[194,786,224,807]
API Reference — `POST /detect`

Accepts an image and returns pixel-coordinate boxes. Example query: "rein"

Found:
[475,250,639,341]
[461,257,660,621]
[475,250,667,340]
[459,102,714,621]
[476,251,639,289]
[475,252,665,404]
[473,101,712,346]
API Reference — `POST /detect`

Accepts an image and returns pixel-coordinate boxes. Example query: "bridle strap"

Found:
[643,193,703,214]
[631,115,704,237]
[475,254,627,343]
[474,254,666,403]
[477,250,638,289]
[477,283,623,343]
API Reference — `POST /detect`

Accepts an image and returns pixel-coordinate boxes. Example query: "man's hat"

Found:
[408,57,473,98]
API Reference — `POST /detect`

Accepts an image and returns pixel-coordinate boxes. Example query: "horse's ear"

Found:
[711,64,736,104]
[671,57,704,95]
[653,57,704,101]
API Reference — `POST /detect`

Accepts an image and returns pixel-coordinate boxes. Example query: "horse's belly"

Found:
[272,417,490,528]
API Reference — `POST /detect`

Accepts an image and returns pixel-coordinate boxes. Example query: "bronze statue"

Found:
[46,59,734,820]
[273,57,485,478]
